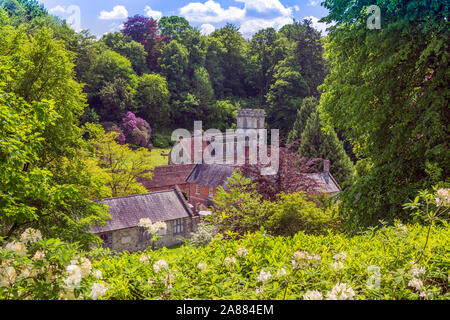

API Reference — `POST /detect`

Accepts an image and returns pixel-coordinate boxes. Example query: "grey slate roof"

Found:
[306,172,342,194]
[186,164,235,188]
[92,187,194,234]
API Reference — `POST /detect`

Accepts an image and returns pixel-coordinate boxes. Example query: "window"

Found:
[100,232,112,248]
[196,184,200,195]
[173,219,184,235]
[138,228,150,243]
[209,187,214,198]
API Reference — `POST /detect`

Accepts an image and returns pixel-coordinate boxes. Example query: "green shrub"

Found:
[188,223,219,247]
[266,193,341,236]
[151,133,173,148]
[84,223,450,300]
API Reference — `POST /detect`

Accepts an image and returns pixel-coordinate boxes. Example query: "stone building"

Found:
[92,187,199,252]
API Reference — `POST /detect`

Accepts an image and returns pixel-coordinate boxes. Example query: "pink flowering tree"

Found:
[120,111,152,148]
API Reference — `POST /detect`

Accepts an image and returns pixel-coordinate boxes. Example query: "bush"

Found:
[188,223,219,247]
[266,193,341,236]
[86,223,450,300]
[151,133,173,149]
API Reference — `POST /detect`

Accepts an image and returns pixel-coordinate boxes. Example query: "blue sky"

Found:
[38,0,330,38]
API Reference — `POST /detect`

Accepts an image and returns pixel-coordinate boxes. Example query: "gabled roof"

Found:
[92,187,194,234]
[137,164,195,189]
[305,172,342,194]
[186,164,235,188]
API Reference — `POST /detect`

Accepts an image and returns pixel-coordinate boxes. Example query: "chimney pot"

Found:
[324,160,330,173]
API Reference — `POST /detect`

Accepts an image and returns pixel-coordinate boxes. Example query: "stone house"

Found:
[92,187,199,252]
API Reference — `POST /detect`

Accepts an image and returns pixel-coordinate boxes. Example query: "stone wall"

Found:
[97,217,200,253]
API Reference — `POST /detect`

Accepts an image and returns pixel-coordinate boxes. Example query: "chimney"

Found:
[324,160,330,173]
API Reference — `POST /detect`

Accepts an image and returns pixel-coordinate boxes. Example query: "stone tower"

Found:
[237,109,265,130]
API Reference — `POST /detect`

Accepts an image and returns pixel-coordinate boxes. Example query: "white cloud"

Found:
[144,6,163,20]
[200,23,216,35]
[239,15,292,38]
[294,5,300,12]
[304,16,333,35]
[180,0,245,23]
[179,0,296,38]
[308,0,320,6]
[49,5,67,14]
[99,5,128,20]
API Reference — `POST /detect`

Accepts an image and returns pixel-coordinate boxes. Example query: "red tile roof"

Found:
[137,164,196,190]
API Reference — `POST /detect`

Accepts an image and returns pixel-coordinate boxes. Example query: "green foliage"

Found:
[102,32,148,75]
[320,0,450,227]
[132,73,170,130]
[287,97,318,143]
[86,124,155,198]
[209,171,339,237]
[83,224,450,299]
[267,193,341,237]
[188,223,219,248]
[0,25,109,248]
[299,111,354,185]
[151,134,173,149]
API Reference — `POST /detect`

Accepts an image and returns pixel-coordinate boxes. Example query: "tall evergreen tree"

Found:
[298,111,354,186]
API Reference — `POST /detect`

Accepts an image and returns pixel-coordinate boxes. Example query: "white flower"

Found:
[148,221,167,235]
[20,228,42,244]
[409,264,425,277]
[153,260,168,273]
[293,251,308,260]
[237,247,248,258]
[197,263,207,271]
[139,254,150,264]
[80,257,91,277]
[333,252,347,261]
[5,241,27,256]
[255,287,264,295]
[33,251,44,260]
[138,218,153,228]
[277,268,287,277]
[89,283,108,300]
[408,278,424,292]
[436,188,450,207]
[395,223,407,233]
[326,283,355,300]
[93,269,103,280]
[303,290,323,300]
[63,264,83,289]
[331,261,345,271]
[419,291,430,299]
[257,270,271,283]
[0,266,17,287]
[225,257,237,266]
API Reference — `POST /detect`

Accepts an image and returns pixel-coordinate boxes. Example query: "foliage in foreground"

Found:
[1,223,449,300]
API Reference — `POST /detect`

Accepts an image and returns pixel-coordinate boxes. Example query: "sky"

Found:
[38,0,331,39]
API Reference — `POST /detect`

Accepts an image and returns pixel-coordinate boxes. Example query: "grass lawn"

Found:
[149,148,171,167]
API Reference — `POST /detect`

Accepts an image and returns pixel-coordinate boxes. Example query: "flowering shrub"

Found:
[120,111,151,148]
[83,223,449,300]
[0,229,109,300]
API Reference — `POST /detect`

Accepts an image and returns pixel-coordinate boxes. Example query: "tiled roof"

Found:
[305,172,342,194]
[137,164,195,189]
[186,164,235,188]
[92,187,194,234]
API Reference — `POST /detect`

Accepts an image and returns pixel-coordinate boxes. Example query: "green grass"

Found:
[149,148,170,167]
